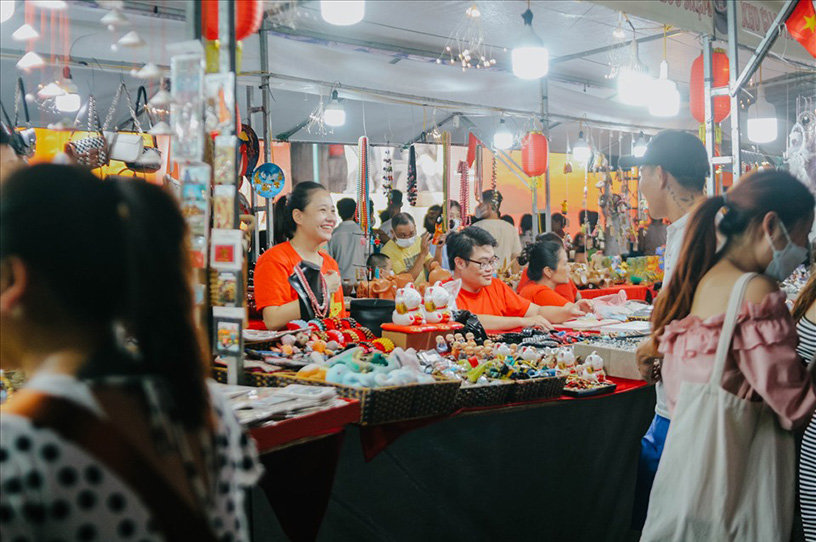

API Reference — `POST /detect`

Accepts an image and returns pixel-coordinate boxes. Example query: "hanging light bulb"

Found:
[613,12,626,39]
[100,8,129,30]
[511,7,549,80]
[31,1,67,9]
[493,118,514,150]
[12,23,39,41]
[747,85,777,144]
[17,51,45,70]
[56,66,80,113]
[618,40,652,106]
[320,0,365,26]
[572,130,591,165]
[649,64,680,118]
[633,132,648,157]
[323,90,346,127]
[38,82,65,98]
[1,0,15,24]
[117,30,145,48]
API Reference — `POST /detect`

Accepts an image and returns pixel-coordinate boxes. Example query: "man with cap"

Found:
[620,130,709,530]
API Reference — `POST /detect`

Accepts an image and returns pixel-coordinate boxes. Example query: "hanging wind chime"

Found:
[458,160,470,228]
[356,135,372,245]
[407,144,418,206]
[441,131,452,232]
[382,148,393,200]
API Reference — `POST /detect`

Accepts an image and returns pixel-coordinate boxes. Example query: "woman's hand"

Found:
[324,271,342,295]
[576,299,594,313]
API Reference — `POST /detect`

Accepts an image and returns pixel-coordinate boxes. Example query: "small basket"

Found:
[454,381,513,409]
[507,375,566,403]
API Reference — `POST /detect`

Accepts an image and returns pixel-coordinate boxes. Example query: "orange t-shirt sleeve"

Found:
[497,280,531,317]
[533,287,570,307]
[253,249,299,310]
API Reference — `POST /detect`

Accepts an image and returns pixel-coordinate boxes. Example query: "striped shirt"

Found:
[798,316,816,541]
[797,317,816,364]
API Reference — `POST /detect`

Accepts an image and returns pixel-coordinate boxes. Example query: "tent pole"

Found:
[259,20,274,248]
[540,77,551,235]
[727,0,742,182]
[703,36,717,196]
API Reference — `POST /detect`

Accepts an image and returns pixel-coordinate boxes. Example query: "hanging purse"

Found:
[124,86,162,173]
[12,77,36,157]
[65,95,109,169]
[103,82,144,163]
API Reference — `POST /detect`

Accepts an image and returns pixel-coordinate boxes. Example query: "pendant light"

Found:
[747,67,777,144]
[323,90,346,127]
[38,82,65,98]
[1,0,15,24]
[511,2,549,80]
[56,67,80,113]
[613,12,626,39]
[320,1,364,26]
[17,51,45,70]
[12,23,39,41]
[648,27,681,117]
[101,8,129,30]
[618,38,652,107]
[633,132,648,157]
[493,118,513,150]
[572,130,591,165]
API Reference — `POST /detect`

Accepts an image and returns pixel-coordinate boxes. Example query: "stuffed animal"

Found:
[392,283,425,326]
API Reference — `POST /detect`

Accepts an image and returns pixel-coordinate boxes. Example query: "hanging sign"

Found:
[252,162,285,199]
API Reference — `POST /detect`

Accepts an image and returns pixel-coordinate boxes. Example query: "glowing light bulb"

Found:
[320,0,364,26]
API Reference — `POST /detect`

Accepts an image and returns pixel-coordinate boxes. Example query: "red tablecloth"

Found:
[578,284,652,301]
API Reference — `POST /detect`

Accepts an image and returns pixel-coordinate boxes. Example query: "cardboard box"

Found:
[573,343,642,380]
[380,322,464,351]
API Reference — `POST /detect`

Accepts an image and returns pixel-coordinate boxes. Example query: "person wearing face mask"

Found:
[641,171,816,539]
[448,227,584,333]
[381,213,442,284]
[255,182,346,330]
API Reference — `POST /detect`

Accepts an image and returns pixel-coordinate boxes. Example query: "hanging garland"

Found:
[474,144,484,202]
[407,144,418,206]
[356,135,371,241]
[382,148,393,200]
[441,131,451,232]
[458,160,470,228]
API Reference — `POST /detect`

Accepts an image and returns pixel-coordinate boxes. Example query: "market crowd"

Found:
[2,127,816,541]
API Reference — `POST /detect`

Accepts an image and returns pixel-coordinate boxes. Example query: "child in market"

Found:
[367,252,392,278]
[0,164,262,541]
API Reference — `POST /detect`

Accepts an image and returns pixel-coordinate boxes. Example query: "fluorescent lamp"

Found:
[618,40,652,106]
[511,8,548,80]
[12,23,39,41]
[493,119,513,150]
[648,60,680,117]
[323,90,346,127]
[320,1,365,26]
[747,88,777,144]
[1,1,15,24]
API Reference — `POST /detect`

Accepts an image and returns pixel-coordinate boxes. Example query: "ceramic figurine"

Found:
[436,336,450,355]
[392,284,425,326]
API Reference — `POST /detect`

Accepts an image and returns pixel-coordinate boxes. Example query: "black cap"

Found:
[619,130,709,180]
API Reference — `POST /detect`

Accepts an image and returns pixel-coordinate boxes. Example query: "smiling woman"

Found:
[253,181,347,330]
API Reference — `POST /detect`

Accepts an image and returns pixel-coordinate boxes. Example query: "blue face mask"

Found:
[764,220,808,282]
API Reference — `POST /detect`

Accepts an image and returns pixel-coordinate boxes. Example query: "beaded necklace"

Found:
[293,264,329,319]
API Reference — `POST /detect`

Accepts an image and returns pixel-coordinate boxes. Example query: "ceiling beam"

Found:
[550,29,684,65]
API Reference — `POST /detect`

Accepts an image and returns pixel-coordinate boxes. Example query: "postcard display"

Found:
[170,41,245,384]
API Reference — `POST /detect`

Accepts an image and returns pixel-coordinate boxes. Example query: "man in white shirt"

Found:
[472,190,522,270]
[375,189,403,244]
[327,198,366,284]
[620,130,709,529]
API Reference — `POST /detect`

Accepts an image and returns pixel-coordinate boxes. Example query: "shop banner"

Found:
[590,0,816,63]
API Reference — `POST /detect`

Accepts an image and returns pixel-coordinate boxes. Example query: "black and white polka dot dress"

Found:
[0,373,263,542]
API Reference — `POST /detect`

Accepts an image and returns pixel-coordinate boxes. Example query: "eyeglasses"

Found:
[466,257,500,271]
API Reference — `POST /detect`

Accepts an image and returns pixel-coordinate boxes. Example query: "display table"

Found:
[578,283,654,302]
[249,379,655,542]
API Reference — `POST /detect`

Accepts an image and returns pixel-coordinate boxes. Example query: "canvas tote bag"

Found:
[641,273,796,542]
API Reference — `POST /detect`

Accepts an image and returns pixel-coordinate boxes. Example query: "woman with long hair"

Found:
[0,165,261,541]
[255,181,346,330]
[642,171,816,540]
[517,240,590,323]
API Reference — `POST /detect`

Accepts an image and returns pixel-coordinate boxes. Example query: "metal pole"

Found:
[185,0,201,41]
[541,78,551,235]
[727,0,742,182]
[246,85,260,264]
[259,20,274,248]
[703,36,717,196]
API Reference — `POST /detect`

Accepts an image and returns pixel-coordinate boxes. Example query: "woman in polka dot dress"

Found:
[0,165,263,542]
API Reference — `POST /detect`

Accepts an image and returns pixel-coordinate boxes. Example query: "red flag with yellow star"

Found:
[786,0,816,57]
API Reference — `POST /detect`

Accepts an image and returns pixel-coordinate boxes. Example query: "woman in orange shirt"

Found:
[519,240,593,313]
[254,182,347,330]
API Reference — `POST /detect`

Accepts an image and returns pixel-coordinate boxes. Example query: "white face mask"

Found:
[764,220,808,282]
[395,236,415,249]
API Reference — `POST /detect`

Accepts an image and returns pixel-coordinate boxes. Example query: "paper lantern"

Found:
[521,132,548,177]
[202,0,263,42]
[689,50,730,123]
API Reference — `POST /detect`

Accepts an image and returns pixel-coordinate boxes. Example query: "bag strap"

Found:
[14,77,31,128]
[133,85,154,130]
[710,272,758,388]
[1,390,220,542]
[103,83,142,134]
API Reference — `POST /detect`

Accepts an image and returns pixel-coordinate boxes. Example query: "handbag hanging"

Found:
[65,95,109,169]
[124,85,162,173]
[641,273,796,542]
[102,82,144,163]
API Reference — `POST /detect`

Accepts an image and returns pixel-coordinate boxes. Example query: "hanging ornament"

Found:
[490,151,497,194]
[561,199,568,214]
[202,0,263,41]
[356,136,371,242]
[436,2,497,72]
[474,143,484,202]
[689,50,730,124]
[458,160,470,228]
[441,131,451,232]
[407,144,418,206]
[382,148,393,199]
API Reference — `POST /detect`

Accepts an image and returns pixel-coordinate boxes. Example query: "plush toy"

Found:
[392,283,425,326]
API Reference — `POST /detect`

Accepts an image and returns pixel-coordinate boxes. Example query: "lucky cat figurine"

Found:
[423,280,455,324]
[392,283,425,326]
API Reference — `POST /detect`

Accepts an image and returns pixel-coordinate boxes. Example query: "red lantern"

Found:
[202,0,263,42]
[521,132,548,177]
[689,50,731,123]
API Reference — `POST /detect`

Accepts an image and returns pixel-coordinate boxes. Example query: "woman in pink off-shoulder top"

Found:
[646,171,816,538]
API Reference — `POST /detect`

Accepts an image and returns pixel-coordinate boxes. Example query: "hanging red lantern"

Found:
[202,0,263,42]
[689,50,731,123]
[521,132,548,177]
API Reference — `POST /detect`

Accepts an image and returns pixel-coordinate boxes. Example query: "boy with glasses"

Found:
[448,227,582,333]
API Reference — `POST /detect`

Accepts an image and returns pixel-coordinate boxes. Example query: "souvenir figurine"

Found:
[392,284,425,326]
[436,336,450,355]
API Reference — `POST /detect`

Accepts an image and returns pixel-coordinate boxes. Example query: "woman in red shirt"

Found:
[254,182,346,330]
[519,240,593,314]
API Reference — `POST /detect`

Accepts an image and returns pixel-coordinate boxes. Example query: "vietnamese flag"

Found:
[786,0,816,58]
[466,132,483,167]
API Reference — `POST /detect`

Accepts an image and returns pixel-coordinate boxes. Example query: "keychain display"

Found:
[407,144,418,206]
[213,185,236,230]
[214,134,238,184]
[169,41,205,163]
[204,73,236,137]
